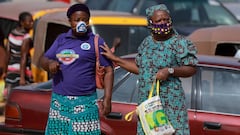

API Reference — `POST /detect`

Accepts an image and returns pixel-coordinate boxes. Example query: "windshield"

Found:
[86,0,239,36]
[86,0,138,12]
[91,25,150,56]
[138,0,239,26]
[86,0,239,26]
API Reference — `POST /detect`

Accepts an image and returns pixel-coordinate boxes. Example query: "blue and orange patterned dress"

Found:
[135,33,198,135]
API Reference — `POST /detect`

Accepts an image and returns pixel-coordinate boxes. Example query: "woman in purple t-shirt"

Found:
[40,4,114,135]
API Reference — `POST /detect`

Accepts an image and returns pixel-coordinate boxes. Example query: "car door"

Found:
[181,75,198,135]
[98,67,138,135]
[192,67,240,135]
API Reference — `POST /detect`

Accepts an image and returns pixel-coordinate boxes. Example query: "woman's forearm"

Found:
[113,56,139,74]
[172,65,197,78]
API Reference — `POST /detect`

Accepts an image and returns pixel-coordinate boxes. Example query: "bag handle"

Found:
[124,79,160,122]
[94,34,100,61]
[125,110,135,122]
[148,79,160,98]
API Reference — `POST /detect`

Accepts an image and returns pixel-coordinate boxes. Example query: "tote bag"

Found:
[125,80,175,135]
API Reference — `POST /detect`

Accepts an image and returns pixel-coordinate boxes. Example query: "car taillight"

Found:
[5,102,21,121]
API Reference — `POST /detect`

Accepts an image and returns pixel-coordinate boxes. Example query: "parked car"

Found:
[187,24,240,57]
[0,54,239,135]
[85,0,239,36]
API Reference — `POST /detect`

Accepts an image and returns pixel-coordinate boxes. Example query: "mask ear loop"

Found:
[168,18,172,25]
[147,19,153,29]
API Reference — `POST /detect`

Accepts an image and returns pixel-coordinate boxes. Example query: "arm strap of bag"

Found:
[94,34,100,62]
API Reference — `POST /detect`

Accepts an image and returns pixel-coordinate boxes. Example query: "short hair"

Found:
[67,3,90,18]
[19,12,32,22]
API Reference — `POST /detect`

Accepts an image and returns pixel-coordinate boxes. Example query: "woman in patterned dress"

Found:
[101,4,198,135]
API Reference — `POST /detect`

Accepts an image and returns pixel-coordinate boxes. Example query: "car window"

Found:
[200,67,240,114]
[215,43,240,57]
[138,0,238,26]
[92,25,149,56]
[106,0,138,12]
[85,0,110,10]
[0,0,10,2]
[109,68,139,103]
[203,2,238,25]
[44,23,69,52]
[0,18,18,39]
[108,67,194,105]
[138,0,159,16]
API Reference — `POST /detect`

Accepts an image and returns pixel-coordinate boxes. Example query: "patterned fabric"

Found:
[45,92,100,135]
[135,34,198,135]
[145,4,170,18]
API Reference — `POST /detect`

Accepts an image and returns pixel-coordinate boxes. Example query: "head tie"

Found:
[145,4,170,18]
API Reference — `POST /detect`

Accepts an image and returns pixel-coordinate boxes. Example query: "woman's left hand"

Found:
[99,97,112,116]
[156,68,169,81]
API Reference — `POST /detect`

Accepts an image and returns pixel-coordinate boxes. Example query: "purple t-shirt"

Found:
[44,29,112,96]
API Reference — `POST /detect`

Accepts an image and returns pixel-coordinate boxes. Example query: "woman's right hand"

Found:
[48,60,60,74]
[100,43,118,61]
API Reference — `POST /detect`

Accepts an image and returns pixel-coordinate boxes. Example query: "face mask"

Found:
[76,21,87,33]
[150,21,172,35]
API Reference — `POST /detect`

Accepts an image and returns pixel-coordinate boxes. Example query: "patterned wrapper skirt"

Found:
[45,92,101,135]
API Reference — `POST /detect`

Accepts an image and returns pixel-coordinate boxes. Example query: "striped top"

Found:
[7,29,32,68]
[6,28,33,86]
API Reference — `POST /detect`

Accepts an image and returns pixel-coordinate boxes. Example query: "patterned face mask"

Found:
[150,21,172,35]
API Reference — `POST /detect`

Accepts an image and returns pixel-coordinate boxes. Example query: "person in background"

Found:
[0,28,7,102]
[5,12,34,88]
[40,4,113,135]
[0,46,7,102]
[101,4,198,135]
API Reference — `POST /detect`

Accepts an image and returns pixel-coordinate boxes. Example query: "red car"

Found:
[0,54,240,135]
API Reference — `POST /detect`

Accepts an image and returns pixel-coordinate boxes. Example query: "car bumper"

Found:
[0,122,44,135]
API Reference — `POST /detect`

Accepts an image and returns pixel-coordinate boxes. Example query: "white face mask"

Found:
[76,21,87,33]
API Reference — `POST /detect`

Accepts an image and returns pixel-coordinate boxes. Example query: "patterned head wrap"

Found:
[145,4,170,18]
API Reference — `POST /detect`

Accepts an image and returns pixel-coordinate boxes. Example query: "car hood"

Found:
[174,24,217,36]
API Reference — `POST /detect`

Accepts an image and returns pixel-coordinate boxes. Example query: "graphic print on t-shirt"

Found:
[80,42,91,50]
[56,49,79,65]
